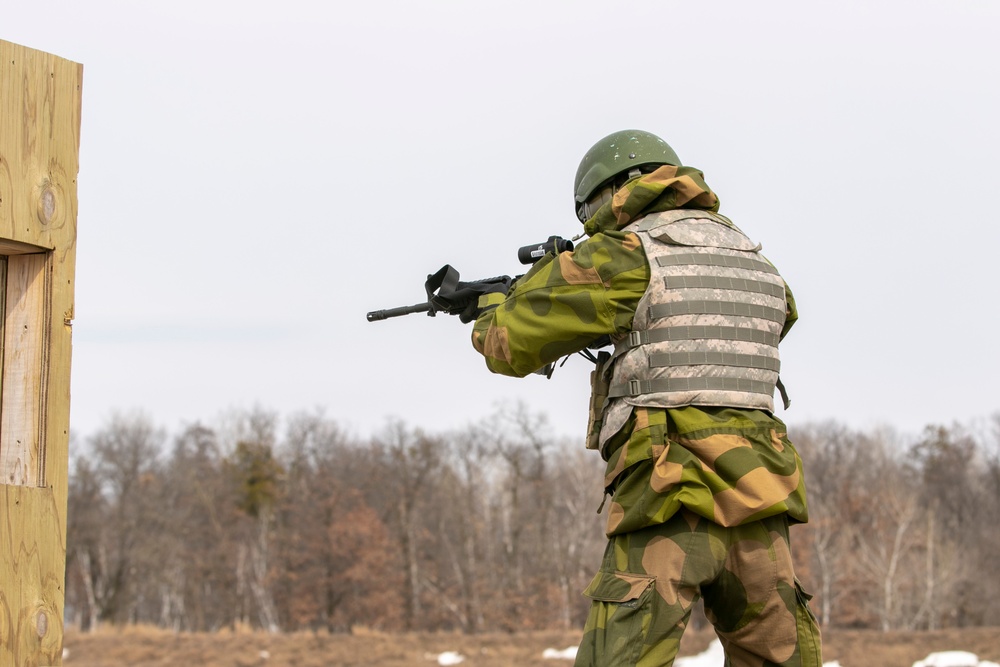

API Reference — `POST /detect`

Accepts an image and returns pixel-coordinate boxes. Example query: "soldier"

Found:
[468,130,823,667]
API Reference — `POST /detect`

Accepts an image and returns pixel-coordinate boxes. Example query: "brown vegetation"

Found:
[65,405,1000,637]
[61,625,1000,667]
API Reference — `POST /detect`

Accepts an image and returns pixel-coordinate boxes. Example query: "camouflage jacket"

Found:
[471,167,809,536]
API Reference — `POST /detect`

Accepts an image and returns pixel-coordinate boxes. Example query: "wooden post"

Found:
[0,39,82,666]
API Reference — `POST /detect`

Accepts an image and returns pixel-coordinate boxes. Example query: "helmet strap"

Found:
[577,168,646,222]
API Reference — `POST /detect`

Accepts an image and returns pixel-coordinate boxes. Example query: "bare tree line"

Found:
[793,416,1000,631]
[64,407,1000,634]
[65,404,606,633]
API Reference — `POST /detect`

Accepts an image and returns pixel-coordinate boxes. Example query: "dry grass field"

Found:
[60,624,1000,667]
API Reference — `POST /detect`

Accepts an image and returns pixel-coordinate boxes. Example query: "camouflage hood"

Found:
[583,164,720,237]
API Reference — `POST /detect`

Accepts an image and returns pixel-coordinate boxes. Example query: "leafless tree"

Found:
[371,419,443,630]
[62,407,1000,635]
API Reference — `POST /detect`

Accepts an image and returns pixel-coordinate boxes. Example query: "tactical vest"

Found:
[595,209,786,449]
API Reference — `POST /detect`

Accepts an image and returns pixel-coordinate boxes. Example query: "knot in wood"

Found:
[37,183,57,225]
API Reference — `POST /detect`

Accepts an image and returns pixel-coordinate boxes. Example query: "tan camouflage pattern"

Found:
[470,166,816,663]
[575,510,822,667]
[584,164,721,237]
[601,209,786,435]
[470,228,650,378]
[586,352,613,450]
[471,166,727,379]
[599,406,808,535]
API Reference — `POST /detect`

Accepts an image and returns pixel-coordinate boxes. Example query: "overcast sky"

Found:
[5,0,999,444]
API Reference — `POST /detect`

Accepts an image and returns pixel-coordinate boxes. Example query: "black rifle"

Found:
[366,236,573,323]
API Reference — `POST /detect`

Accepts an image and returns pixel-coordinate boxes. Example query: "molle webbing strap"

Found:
[657,253,778,275]
[649,300,786,324]
[664,275,786,299]
[648,351,780,372]
[608,376,776,399]
[615,326,781,355]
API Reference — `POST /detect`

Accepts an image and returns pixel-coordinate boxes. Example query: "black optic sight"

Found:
[516,236,574,265]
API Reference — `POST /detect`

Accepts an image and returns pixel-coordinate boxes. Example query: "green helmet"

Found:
[574,130,681,209]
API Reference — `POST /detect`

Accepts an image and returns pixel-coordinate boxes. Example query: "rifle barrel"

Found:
[366,302,432,322]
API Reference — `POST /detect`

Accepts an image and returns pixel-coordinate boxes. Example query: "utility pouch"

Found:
[586,351,613,450]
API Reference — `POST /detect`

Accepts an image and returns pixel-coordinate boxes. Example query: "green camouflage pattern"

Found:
[471,167,806,534]
[600,406,808,535]
[471,165,817,663]
[471,226,650,377]
[471,165,723,376]
[575,509,822,667]
[583,164,720,237]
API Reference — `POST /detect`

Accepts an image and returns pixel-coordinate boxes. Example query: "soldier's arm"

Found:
[471,230,650,377]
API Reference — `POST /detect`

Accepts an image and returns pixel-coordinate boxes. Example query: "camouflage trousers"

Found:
[575,510,822,667]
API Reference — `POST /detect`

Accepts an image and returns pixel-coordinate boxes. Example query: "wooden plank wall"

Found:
[0,39,82,667]
[1,254,51,487]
